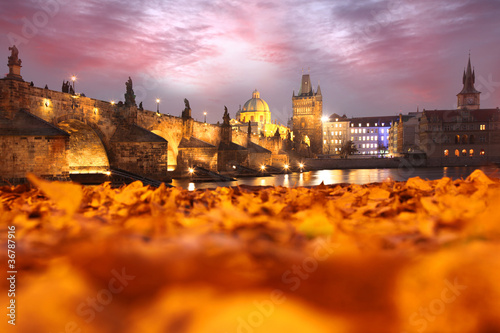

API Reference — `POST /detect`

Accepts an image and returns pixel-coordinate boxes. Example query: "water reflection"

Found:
[170,166,500,190]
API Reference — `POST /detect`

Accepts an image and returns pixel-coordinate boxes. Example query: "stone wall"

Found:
[109,141,169,180]
[177,147,218,172]
[0,135,69,181]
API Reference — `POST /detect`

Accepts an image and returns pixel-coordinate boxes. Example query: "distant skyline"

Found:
[1,0,500,124]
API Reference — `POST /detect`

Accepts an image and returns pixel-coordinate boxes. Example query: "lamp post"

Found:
[203,111,207,123]
[71,75,76,93]
[156,98,160,115]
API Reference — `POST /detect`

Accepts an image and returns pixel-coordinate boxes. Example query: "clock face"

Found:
[466,97,475,105]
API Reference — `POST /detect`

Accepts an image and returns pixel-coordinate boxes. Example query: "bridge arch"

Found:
[151,129,178,171]
[55,118,110,174]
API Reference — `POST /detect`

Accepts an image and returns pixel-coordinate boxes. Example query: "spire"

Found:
[298,74,312,96]
[459,54,480,94]
[316,83,322,96]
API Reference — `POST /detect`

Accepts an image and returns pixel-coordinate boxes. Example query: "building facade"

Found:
[322,113,350,155]
[419,56,500,166]
[292,74,323,155]
[349,116,396,156]
[389,111,422,156]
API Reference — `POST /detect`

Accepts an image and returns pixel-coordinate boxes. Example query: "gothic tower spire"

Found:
[457,54,480,110]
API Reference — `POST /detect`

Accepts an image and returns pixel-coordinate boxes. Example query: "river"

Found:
[171,166,500,190]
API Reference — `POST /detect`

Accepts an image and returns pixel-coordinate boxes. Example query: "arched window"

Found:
[469,135,475,144]
[444,149,449,157]
[251,116,255,122]
[260,115,263,123]
[462,135,468,144]
[480,149,485,156]
[455,135,460,144]
[469,149,474,157]
[462,149,467,156]
[455,149,459,157]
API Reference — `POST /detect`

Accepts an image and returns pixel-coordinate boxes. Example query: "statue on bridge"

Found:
[8,45,21,66]
[124,77,136,106]
[182,98,192,119]
[223,106,230,126]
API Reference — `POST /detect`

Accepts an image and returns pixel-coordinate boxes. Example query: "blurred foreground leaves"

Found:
[1,170,500,332]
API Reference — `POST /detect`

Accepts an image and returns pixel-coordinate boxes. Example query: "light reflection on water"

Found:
[171,166,500,190]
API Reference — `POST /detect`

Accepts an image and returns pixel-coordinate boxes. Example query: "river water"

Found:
[171,166,500,190]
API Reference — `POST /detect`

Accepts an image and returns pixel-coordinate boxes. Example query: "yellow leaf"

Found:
[27,174,82,216]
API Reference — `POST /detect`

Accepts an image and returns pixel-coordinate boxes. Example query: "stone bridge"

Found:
[0,65,283,182]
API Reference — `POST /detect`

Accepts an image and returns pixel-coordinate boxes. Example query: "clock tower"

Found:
[457,55,480,110]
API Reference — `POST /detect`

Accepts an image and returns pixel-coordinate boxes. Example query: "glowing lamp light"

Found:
[188,167,195,174]
[284,164,289,170]
[299,163,304,169]
[105,171,111,176]
[110,100,115,105]
[44,99,50,107]
[260,165,266,171]
[321,116,329,122]
[232,165,237,169]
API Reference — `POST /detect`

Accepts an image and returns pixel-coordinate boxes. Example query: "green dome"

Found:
[241,90,270,113]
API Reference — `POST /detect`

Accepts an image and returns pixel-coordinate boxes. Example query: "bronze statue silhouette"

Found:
[124,77,136,106]
[8,45,21,66]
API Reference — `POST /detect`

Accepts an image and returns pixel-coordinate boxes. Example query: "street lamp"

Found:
[156,98,160,116]
[71,75,76,93]
[299,162,304,172]
[203,111,207,123]
[260,165,266,172]
[321,116,329,123]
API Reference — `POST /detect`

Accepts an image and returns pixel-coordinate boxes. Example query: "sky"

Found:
[1,0,500,124]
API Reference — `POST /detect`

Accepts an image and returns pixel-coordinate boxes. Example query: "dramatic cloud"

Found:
[1,0,500,122]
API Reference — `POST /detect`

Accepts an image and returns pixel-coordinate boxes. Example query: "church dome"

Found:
[241,90,270,113]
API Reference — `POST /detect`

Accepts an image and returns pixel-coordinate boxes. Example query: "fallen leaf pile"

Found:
[2,170,500,333]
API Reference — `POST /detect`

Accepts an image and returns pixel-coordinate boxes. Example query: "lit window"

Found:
[363,129,366,133]
[335,140,338,144]
[323,140,326,144]
[335,124,338,128]
[359,123,361,127]
[381,129,384,134]
[480,149,485,156]
[462,149,467,156]
[455,149,459,157]
[469,149,474,157]
[367,123,370,127]
[331,140,334,143]
[351,129,354,133]
[375,123,378,126]
[339,124,342,127]
[355,129,358,134]
[335,148,338,151]
[336,118,339,121]
[351,136,354,141]
[331,132,334,135]
[382,123,385,126]
[480,124,486,130]
[339,140,342,143]
[324,132,326,135]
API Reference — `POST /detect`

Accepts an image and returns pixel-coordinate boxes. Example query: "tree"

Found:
[340,140,358,159]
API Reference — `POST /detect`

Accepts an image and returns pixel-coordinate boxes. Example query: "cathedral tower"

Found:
[292,74,323,154]
[457,55,480,110]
